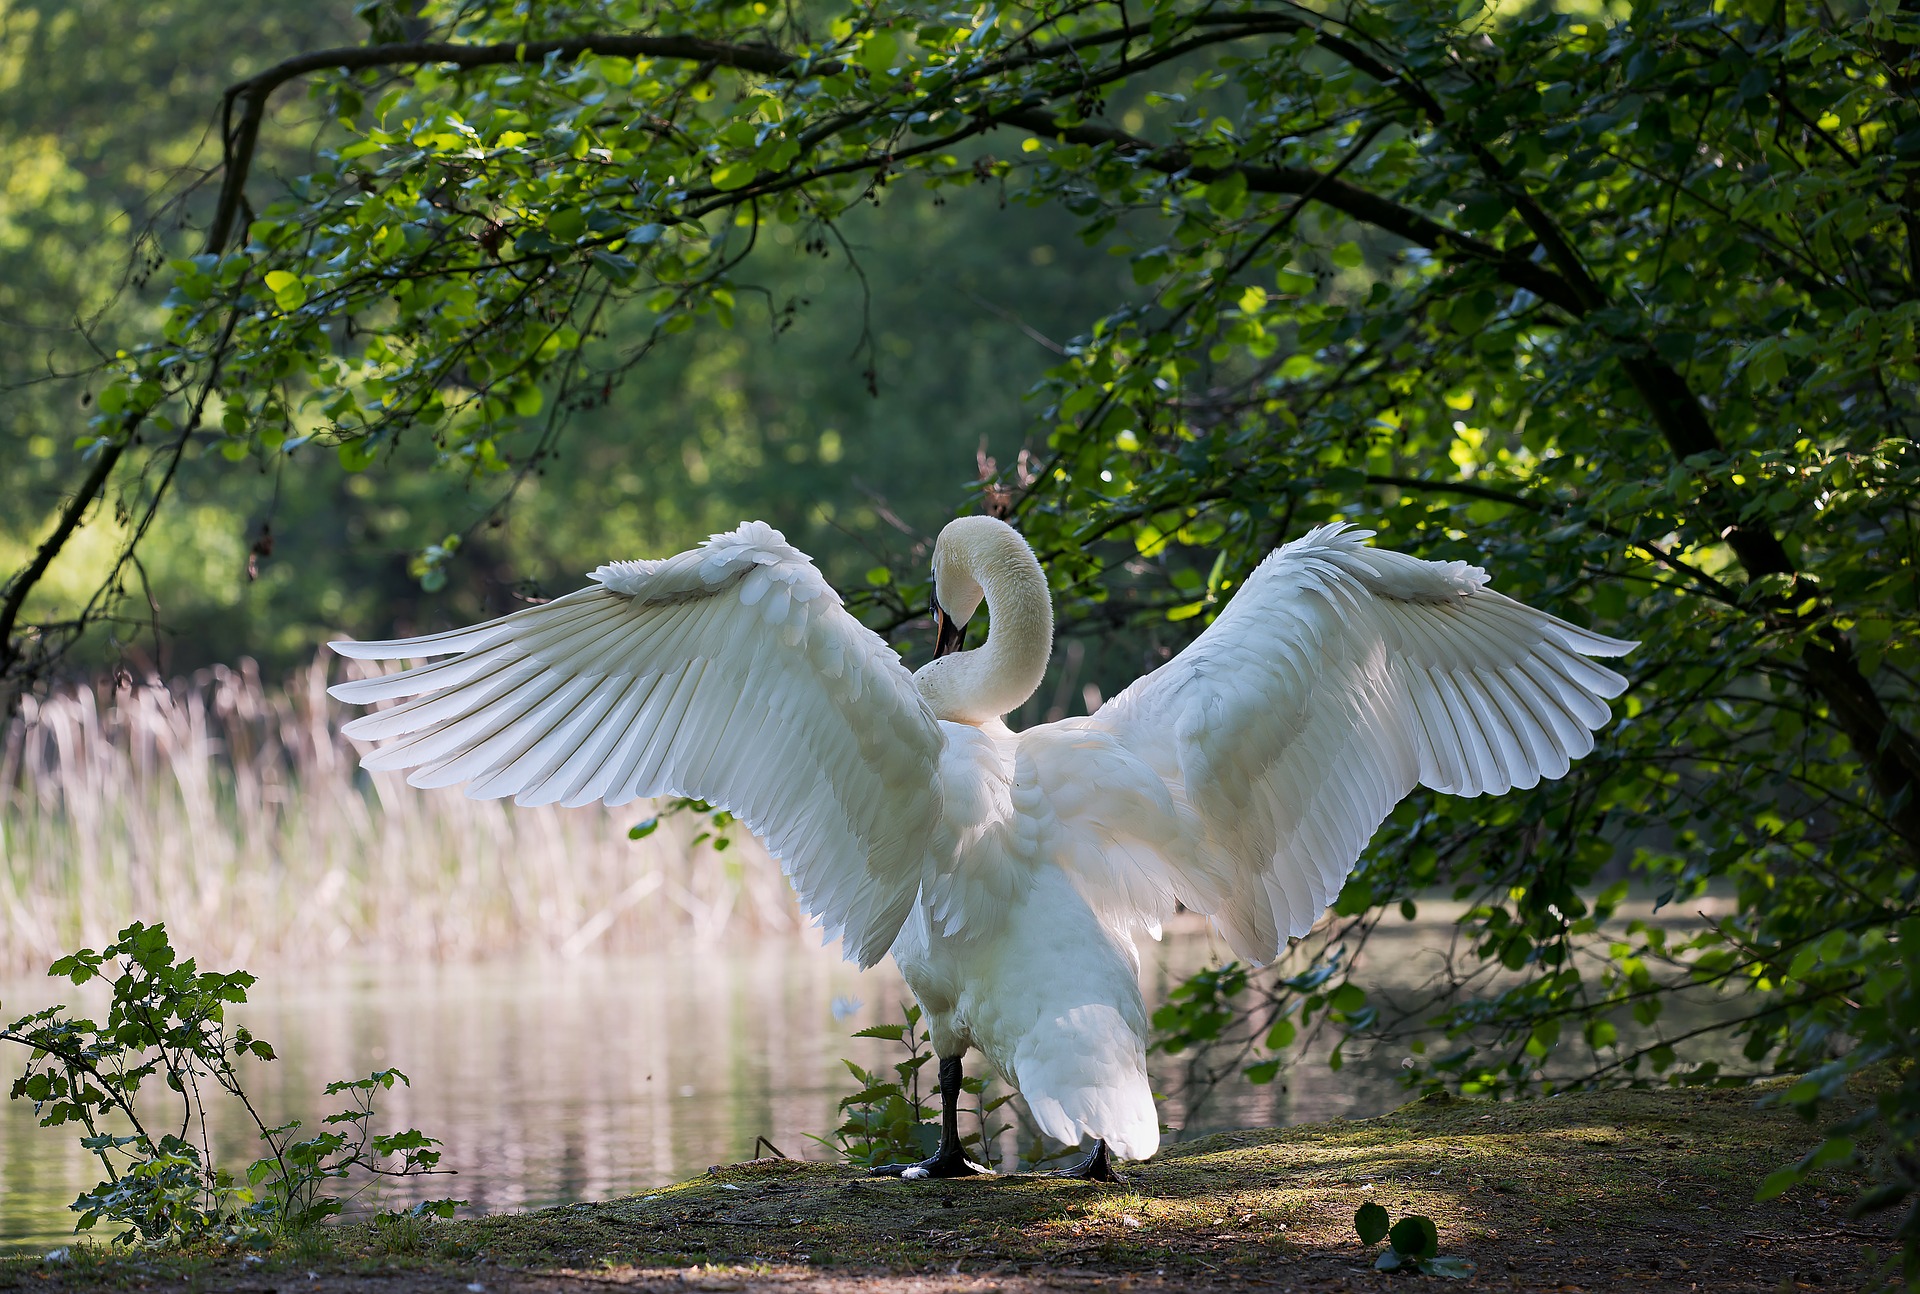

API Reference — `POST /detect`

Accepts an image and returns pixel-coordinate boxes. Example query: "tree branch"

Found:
[987,108,1591,315]
[1265,18,1920,845]
[206,33,840,255]
[0,413,143,693]
[1361,473,1740,603]
[119,12,1920,846]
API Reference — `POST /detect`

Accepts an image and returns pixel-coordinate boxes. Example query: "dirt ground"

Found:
[1,1085,1901,1293]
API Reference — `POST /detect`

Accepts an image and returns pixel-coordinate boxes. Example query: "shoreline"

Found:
[3,1081,1898,1293]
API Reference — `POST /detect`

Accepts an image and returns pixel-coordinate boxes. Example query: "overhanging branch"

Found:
[90,11,1920,844]
[207,33,829,255]
[202,13,1316,256]
[988,108,1590,316]
[0,417,141,687]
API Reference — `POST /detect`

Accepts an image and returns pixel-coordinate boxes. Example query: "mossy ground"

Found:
[2,1084,1899,1293]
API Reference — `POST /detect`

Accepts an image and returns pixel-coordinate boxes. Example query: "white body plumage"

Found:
[895,718,1162,1159]
[328,517,1634,1168]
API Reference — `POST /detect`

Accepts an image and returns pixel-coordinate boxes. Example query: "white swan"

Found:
[328,516,1633,1180]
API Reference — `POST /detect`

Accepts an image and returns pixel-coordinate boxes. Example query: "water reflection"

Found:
[0,924,1417,1250]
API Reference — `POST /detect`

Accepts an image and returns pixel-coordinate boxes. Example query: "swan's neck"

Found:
[914,545,1054,726]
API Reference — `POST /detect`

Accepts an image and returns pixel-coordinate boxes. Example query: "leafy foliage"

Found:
[820,1003,1012,1170]
[3,0,1917,1267]
[2,922,460,1245]
[0,2,1106,681]
[1355,1202,1472,1278]
[630,797,739,852]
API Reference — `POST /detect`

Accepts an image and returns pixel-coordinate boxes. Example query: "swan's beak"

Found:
[932,598,967,658]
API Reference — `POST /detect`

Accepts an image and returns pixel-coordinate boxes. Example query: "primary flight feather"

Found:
[329,516,1633,1180]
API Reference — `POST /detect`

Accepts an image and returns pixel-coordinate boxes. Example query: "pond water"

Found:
[0,919,1442,1250]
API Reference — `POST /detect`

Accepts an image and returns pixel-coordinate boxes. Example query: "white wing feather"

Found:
[1071,522,1636,963]
[327,521,945,967]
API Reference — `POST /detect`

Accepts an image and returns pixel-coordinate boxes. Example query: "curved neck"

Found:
[915,542,1054,726]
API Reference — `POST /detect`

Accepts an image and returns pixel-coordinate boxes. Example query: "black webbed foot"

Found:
[1047,1139,1121,1183]
[868,1054,994,1179]
[869,1149,991,1179]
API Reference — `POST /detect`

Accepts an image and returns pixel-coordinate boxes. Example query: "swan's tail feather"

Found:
[1012,1003,1159,1162]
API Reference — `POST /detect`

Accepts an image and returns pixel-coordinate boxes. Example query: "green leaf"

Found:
[1204,171,1248,217]
[589,250,637,285]
[838,1083,907,1108]
[855,30,899,74]
[1354,1202,1390,1246]
[1332,875,1373,916]
[1329,983,1366,1013]
[337,438,376,473]
[1131,252,1171,285]
[262,270,307,310]
[1850,1183,1911,1216]
[1388,1214,1439,1260]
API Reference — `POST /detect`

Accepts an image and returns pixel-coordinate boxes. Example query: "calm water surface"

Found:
[0,927,1419,1249]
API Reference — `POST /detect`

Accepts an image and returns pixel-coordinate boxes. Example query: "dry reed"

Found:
[0,656,802,974]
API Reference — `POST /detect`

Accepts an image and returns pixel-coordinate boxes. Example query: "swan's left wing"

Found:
[1059,522,1635,963]
[327,521,944,967]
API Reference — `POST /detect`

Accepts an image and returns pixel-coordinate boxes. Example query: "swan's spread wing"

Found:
[1076,522,1635,963]
[327,521,944,967]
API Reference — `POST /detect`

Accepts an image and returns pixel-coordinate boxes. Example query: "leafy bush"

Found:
[2,922,460,1245]
[820,1003,1012,1170]
[1355,1203,1472,1279]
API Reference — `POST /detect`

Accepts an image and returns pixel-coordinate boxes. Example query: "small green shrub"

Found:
[2,921,461,1245]
[819,1003,1012,1169]
[1355,1202,1473,1278]
[370,1202,451,1256]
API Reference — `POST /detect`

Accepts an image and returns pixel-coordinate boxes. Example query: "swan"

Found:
[327,516,1633,1181]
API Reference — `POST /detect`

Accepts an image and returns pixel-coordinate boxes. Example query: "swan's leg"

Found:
[867,1055,991,1179]
[1047,1139,1121,1183]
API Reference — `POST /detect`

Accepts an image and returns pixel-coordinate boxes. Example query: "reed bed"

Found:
[0,657,801,974]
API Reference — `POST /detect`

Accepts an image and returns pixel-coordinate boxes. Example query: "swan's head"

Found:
[918,515,1054,723]
[929,515,1008,656]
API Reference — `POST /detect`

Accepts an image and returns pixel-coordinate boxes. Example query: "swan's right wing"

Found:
[327,521,944,967]
[1070,523,1635,963]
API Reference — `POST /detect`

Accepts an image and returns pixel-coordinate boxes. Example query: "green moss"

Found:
[3,1083,1896,1290]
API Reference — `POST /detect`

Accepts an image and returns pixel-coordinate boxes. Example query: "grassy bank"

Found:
[4,1083,1897,1293]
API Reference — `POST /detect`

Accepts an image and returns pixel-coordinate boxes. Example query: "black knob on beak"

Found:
[931,595,966,658]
